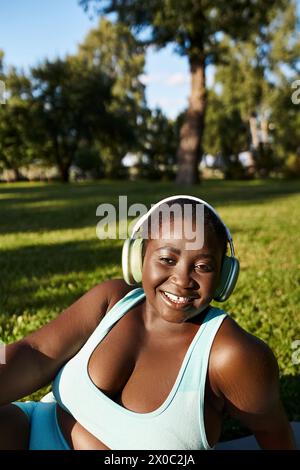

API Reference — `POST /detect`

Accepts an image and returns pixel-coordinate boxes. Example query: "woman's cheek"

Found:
[205,273,219,297]
[142,261,167,288]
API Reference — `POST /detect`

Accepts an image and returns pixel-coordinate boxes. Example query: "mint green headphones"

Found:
[122,195,240,302]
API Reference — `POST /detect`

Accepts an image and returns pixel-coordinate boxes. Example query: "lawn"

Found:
[0,178,299,440]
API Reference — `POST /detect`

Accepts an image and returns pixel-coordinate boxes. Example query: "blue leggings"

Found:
[13,401,70,450]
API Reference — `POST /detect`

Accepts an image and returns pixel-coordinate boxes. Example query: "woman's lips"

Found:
[160,290,196,309]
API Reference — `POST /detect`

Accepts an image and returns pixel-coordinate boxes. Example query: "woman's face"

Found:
[141,216,224,324]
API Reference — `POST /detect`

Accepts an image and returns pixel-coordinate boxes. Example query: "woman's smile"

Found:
[160,290,197,309]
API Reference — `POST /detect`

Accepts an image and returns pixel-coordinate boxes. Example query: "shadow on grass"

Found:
[0,179,299,234]
[0,239,122,315]
[220,374,300,441]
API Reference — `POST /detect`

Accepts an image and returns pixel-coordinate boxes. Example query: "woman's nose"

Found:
[170,263,197,289]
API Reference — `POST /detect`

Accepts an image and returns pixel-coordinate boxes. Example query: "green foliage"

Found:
[0,2,299,184]
[78,18,147,177]
[284,154,300,178]
[0,69,33,177]
[0,20,147,182]
[78,18,145,107]
[204,0,300,177]
[0,50,4,74]
[29,57,116,182]
[269,78,300,174]
[268,1,300,77]
[73,145,104,176]
[80,0,289,185]
[80,1,287,57]
[137,108,178,180]
[203,91,248,170]
[0,179,299,439]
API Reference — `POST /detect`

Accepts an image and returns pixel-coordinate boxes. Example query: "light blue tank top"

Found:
[52,287,228,450]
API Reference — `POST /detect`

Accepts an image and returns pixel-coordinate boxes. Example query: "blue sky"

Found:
[0,0,199,118]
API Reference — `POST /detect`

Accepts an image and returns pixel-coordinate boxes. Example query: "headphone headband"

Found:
[130,195,235,257]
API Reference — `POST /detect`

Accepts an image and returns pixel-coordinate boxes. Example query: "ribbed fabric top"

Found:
[52,287,228,450]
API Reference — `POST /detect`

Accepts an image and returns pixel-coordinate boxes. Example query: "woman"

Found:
[0,195,296,449]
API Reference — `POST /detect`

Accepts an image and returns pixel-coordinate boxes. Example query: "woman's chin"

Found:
[157,291,200,322]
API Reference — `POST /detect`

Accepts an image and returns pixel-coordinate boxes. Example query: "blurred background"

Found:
[0,0,299,440]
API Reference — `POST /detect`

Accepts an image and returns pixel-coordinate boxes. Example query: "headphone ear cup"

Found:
[213,256,240,302]
[122,238,144,285]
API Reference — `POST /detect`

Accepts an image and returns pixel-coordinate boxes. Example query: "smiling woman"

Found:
[139,201,228,324]
[0,195,297,450]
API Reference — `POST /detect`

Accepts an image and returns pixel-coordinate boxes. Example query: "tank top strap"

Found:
[179,306,228,392]
[198,307,228,448]
[79,287,146,355]
[100,287,145,329]
[196,306,228,385]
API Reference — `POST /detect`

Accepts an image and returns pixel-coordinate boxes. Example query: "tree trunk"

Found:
[176,55,206,185]
[59,164,70,183]
[12,168,22,181]
[249,114,259,149]
[53,136,70,183]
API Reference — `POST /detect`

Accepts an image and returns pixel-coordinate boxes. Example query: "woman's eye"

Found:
[195,264,213,272]
[159,257,175,265]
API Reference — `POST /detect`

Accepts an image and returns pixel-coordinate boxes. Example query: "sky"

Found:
[0,0,205,119]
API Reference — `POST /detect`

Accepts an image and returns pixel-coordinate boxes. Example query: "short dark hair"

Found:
[141,197,228,260]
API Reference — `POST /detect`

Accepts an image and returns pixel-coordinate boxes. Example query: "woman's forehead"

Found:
[143,214,211,242]
[146,225,222,254]
[141,207,227,260]
[143,213,204,235]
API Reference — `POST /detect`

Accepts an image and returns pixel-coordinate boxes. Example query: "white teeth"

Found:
[163,291,193,304]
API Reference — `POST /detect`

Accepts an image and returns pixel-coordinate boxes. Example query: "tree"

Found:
[266,0,300,176]
[80,0,288,184]
[0,19,147,182]
[203,90,248,178]
[212,0,300,176]
[0,67,33,180]
[270,79,300,176]
[77,18,146,177]
[137,108,178,179]
[29,57,115,182]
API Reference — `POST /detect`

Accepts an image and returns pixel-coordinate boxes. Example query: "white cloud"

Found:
[153,97,187,119]
[139,73,163,85]
[139,72,189,87]
[165,73,189,86]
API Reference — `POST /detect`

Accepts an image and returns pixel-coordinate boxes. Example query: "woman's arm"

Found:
[0,279,131,405]
[211,318,297,450]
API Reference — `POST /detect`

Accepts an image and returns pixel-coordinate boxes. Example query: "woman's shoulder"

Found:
[211,314,275,364]
[209,314,279,407]
[97,278,138,313]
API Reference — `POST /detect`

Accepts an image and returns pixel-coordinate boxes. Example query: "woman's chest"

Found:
[59,311,224,449]
[87,315,193,413]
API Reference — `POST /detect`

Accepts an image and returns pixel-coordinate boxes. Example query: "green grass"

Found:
[0,178,300,440]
